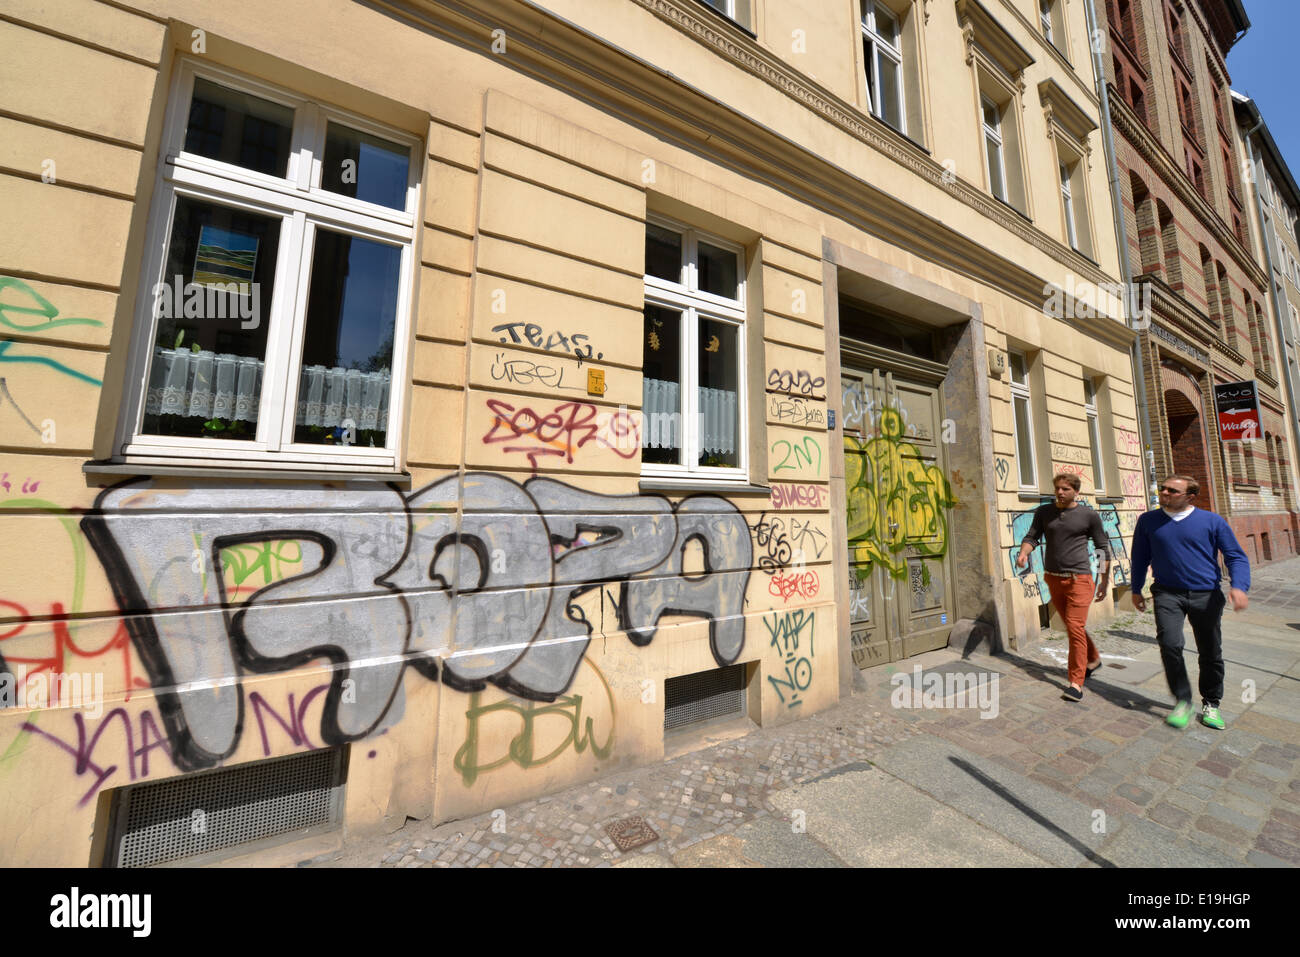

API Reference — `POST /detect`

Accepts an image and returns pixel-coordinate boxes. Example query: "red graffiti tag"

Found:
[483,399,639,470]
[0,600,144,700]
[768,570,819,602]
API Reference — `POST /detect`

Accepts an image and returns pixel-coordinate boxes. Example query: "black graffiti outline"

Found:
[82,474,751,770]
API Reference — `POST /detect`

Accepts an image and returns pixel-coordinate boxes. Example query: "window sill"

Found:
[1018,491,1051,502]
[1231,482,1260,493]
[639,477,770,495]
[84,460,412,487]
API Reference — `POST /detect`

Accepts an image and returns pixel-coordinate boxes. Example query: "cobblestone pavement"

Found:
[311,567,1300,869]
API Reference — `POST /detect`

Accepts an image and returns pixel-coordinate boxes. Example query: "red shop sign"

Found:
[1213,380,1261,442]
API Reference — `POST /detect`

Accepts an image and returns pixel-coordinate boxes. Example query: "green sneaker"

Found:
[1166,700,1194,729]
[1200,703,1226,730]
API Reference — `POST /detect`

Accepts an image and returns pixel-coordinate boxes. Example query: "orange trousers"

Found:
[1046,573,1099,687]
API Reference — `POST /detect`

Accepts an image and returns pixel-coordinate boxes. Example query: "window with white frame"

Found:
[1009,351,1037,488]
[698,0,754,31]
[861,0,905,132]
[118,61,419,469]
[982,96,1009,203]
[1040,0,1054,42]
[1084,376,1106,494]
[1060,161,1078,250]
[642,219,746,477]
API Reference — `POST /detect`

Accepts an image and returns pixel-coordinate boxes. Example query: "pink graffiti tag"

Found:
[768,570,819,602]
[770,483,828,510]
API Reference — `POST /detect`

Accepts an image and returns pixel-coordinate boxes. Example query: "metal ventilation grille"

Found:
[664,664,746,731]
[110,749,343,868]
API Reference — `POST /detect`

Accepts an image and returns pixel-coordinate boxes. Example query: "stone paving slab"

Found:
[867,735,1109,867]
[309,559,1300,870]
[767,767,1046,867]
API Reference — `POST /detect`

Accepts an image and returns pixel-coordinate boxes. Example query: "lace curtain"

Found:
[145,347,390,431]
[642,378,736,455]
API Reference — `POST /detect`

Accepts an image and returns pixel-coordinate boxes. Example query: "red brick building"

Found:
[1101,0,1298,561]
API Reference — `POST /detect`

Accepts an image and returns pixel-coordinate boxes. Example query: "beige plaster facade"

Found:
[0,0,1140,865]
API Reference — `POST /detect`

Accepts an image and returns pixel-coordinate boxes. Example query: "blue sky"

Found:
[1226,1,1300,181]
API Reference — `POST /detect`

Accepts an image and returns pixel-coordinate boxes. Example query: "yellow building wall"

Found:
[0,0,1138,865]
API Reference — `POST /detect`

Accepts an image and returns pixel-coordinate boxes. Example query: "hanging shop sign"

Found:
[1213,380,1261,442]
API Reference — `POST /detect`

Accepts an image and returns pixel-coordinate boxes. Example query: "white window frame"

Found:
[642,216,748,482]
[1084,377,1106,494]
[1040,0,1055,42]
[982,95,1009,203]
[861,0,906,134]
[1009,350,1038,490]
[1060,160,1079,249]
[115,61,421,471]
[699,0,753,30]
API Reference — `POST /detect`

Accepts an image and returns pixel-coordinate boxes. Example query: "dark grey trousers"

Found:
[1151,584,1226,706]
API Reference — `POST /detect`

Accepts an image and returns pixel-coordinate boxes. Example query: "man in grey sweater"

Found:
[1016,473,1112,701]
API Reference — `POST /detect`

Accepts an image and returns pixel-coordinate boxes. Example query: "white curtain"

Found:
[699,385,737,456]
[642,378,736,455]
[146,347,390,431]
[643,377,680,450]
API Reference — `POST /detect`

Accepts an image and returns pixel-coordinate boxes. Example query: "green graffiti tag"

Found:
[0,276,104,386]
[220,540,305,590]
[452,661,616,787]
[844,406,956,580]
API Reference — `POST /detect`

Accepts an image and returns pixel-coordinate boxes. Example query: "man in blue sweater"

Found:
[1129,474,1250,731]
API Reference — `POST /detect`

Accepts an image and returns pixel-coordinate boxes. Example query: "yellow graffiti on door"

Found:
[845,407,956,580]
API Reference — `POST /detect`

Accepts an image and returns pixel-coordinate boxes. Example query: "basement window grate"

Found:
[106,748,345,868]
[664,663,746,731]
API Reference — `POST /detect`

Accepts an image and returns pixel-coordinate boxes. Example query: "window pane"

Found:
[1009,352,1027,384]
[698,318,739,468]
[321,123,410,211]
[986,134,1005,201]
[293,231,402,447]
[878,53,902,130]
[697,240,739,299]
[1013,396,1035,485]
[643,305,682,465]
[184,77,294,177]
[143,197,280,440]
[874,4,898,45]
[1088,413,1105,490]
[982,99,999,130]
[645,224,682,284]
[863,37,877,110]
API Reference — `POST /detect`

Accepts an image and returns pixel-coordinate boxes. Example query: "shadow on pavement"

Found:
[948,756,1116,868]
[990,649,1171,717]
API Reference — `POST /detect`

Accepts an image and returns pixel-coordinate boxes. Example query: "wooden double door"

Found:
[842,364,956,669]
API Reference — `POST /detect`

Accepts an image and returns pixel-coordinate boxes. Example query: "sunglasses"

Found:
[1158,486,1190,495]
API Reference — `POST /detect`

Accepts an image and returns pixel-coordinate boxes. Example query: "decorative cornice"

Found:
[382,0,1117,313]
[1039,78,1097,145]
[955,0,1036,77]
[995,0,1099,110]
[627,0,1112,286]
[1110,89,1268,290]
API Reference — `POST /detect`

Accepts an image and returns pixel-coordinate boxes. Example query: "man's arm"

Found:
[1215,515,1250,609]
[1129,513,1150,596]
[1089,511,1111,600]
[1016,506,1045,569]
